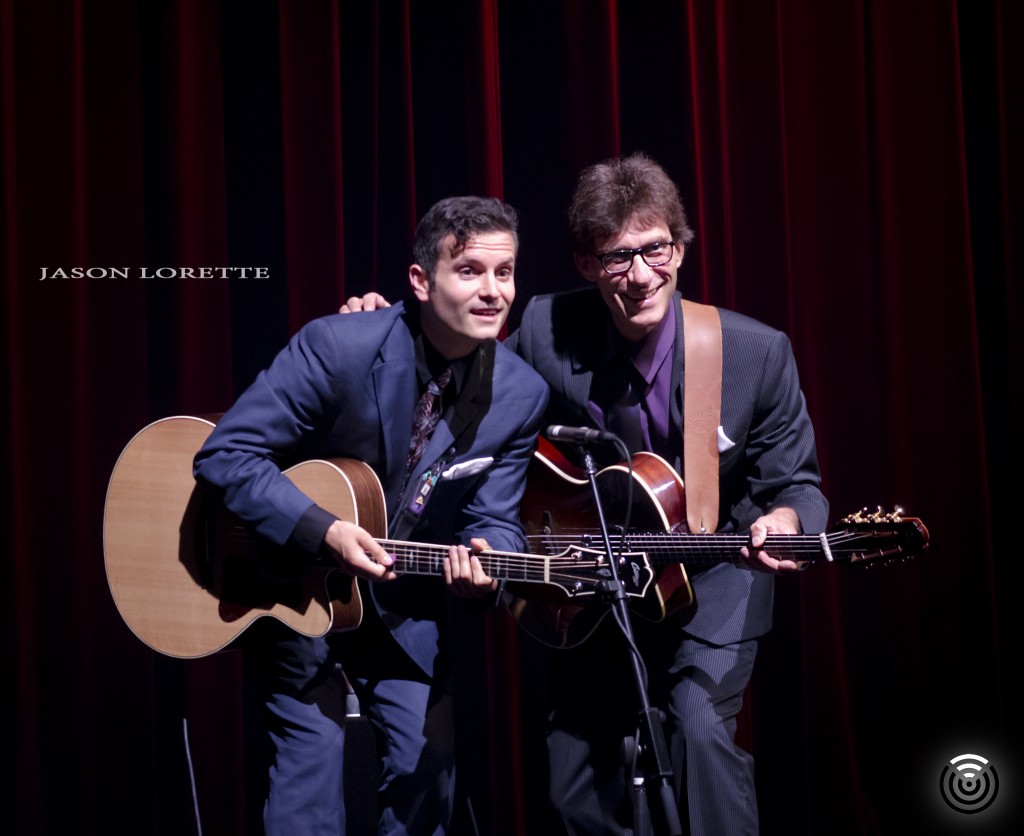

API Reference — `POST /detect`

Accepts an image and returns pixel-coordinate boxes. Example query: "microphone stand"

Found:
[574,439,683,836]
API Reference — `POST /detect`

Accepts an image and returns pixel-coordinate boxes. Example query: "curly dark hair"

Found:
[413,196,519,280]
[568,153,695,255]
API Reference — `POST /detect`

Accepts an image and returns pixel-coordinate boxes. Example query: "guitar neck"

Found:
[527,531,901,568]
[380,539,551,583]
[638,533,823,566]
[523,440,926,572]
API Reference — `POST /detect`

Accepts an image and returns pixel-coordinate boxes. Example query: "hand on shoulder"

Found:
[339,292,391,314]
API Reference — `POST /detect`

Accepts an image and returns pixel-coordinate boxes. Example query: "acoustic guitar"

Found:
[508,438,930,648]
[102,416,652,658]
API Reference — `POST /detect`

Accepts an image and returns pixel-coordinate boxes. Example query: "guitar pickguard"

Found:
[512,441,694,647]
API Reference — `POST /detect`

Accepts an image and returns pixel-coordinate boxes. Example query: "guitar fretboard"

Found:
[379,539,652,594]
[527,529,918,567]
[384,540,549,582]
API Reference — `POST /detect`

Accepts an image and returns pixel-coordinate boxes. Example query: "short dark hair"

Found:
[568,153,695,255]
[413,196,519,279]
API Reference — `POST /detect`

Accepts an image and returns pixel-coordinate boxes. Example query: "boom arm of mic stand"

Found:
[576,443,683,836]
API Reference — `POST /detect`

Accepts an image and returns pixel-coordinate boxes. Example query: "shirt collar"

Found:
[412,321,469,395]
[603,302,677,386]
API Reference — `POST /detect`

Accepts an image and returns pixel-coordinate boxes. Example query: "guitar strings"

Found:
[523,531,911,563]
[378,541,647,585]
[370,531,914,579]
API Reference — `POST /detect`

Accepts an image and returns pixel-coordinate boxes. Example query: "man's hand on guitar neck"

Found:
[323,521,496,595]
[740,507,807,573]
[444,537,499,598]
[324,520,397,581]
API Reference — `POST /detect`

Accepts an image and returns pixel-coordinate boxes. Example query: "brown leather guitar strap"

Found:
[681,299,722,534]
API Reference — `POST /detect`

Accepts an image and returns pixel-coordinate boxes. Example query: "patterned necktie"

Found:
[404,366,452,488]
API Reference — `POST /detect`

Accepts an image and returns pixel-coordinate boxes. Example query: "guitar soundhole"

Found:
[180,487,214,589]
[220,546,309,608]
[201,505,312,614]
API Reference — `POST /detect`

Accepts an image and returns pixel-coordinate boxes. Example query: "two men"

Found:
[346,153,828,834]
[194,196,549,834]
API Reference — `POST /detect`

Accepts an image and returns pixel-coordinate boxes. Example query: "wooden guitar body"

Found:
[103,416,373,658]
[513,439,693,647]
[511,439,930,649]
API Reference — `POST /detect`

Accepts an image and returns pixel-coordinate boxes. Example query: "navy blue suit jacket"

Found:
[506,288,828,645]
[194,302,550,675]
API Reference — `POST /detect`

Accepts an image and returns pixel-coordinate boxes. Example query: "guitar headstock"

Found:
[832,506,930,565]
[545,546,655,598]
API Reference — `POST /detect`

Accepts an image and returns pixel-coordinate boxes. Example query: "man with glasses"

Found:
[343,154,827,835]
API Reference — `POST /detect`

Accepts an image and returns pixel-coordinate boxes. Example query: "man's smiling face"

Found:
[575,214,684,342]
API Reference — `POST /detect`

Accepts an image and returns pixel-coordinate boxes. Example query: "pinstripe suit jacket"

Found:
[507,288,828,644]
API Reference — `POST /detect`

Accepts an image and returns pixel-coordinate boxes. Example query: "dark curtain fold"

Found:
[2,1,1017,834]
[278,0,346,332]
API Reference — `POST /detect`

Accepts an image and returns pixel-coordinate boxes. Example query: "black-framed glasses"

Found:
[595,241,675,274]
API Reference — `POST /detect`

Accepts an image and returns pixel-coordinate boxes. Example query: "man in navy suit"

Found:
[194,196,549,835]
[343,155,828,835]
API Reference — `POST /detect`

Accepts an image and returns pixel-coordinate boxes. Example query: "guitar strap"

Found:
[681,299,722,534]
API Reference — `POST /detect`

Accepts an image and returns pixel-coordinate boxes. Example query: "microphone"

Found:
[545,424,619,444]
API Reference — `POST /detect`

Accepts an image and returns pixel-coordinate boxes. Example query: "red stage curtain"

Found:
[2,1,1018,833]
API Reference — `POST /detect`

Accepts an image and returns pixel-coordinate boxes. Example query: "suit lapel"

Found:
[373,360,411,470]
[563,354,594,409]
[556,289,611,410]
[372,312,418,502]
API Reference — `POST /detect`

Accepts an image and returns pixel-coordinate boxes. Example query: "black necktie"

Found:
[605,356,645,454]
[404,367,452,489]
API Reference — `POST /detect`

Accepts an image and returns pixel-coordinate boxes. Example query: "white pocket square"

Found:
[717,426,736,453]
[441,456,494,480]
